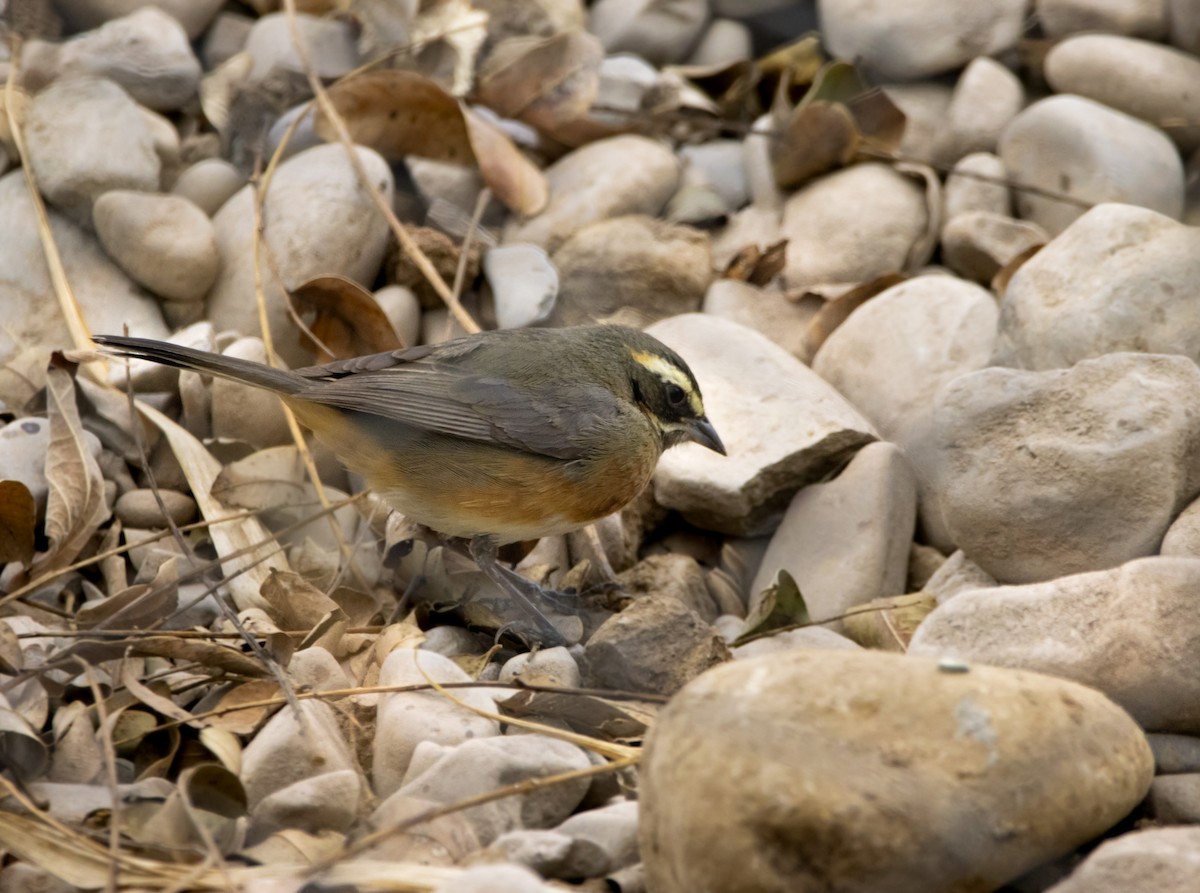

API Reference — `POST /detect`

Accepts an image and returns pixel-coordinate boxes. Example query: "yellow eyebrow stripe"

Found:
[629,349,704,415]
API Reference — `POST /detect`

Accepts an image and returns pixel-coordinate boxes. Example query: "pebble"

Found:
[940,212,1048,283]
[1147,732,1200,773]
[701,279,818,360]
[943,152,1011,221]
[23,76,162,224]
[432,864,552,893]
[679,140,749,212]
[112,488,197,528]
[53,0,225,39]
[1148,774,1200,822]
[286,646,350,692]
[640,649,1153,893]
[93,191,219,303]
[731,626,862,658]
[910,557,1200,732]
[372,284,422,347]
[812,275,999,447]
[24,8,200,112]
[1043,827,1200,892]
[550,216,711,326]
[648,314,877,536]
[884,82,954,163]
[590,0,708,65]
[781,163,929,290]
[0,171,167,401]
[206,143,394,368]
[689,18,754,66]
[1170,0,1200,51]
[618,554,725,623]
[0,419,53,511]
[583,596,728,695]
[1036,0,1169,38]
[999,95,1184,235]
[373,648,499,800]
[244,12,359,83]
[929,354,1200,582]
[550,798,640,878]
[820,0,1027,80]
[210,338,292,448]
[240,700,365,823]
[498,646,581,688]
[505,135,681,253]
[252,768,361,834]
[490,829,573,875]
[923,550,997,605]
[484,244,558,330]
[398,735,592,845]
[936,57,1025,165]
[1046,34,1200,152]
[170,159,246,217]
[749,443,917,629]
[994,204,1200,369]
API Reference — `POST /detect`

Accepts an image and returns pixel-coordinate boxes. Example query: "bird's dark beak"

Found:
[686,416,726,455]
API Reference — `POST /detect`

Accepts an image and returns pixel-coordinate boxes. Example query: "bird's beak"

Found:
[685,416,726,455]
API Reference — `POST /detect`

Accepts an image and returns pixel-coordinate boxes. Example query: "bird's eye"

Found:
[665,383,687,407]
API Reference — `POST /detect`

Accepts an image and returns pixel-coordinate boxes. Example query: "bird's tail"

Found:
[94,335,306,396]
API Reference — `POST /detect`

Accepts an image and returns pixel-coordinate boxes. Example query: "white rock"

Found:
[680,139,749,211]
[884,82,954,163]
[31,8,201,111]
[936,57,1025,164]
[943,152,1011,221]
[732,627,862,658]
[994,204,1200,369]
[999,95,1184,235]
[202,11,253,68]
[941,212,1048,283]
[432,864,551,893]
[484,244,558,329]
[910,557,1200,732]
[53,0,224,39]
[490,829,573,875]
[1169,0,1200,51]
[206,143,393,367]
[287,646,350,692]
[749,443,917,629]
[923,550,997,605]
[93,191,218,303]
[641,649,1153,893]
[551,798,640,878]
[590,0,709,65]
[505,135,680,253]
[170,159,245,217]
[702,279,817,360]
[399,735,592,844]
[373,284,421,347]
[373,648,500,800]
[0,171,166,402]
[812,275,999,446]
[244,12,359,83]
[1044,827,1200,893]
[820,0,1027,80]
[499,647,580,688]
[208,337,292,448]
[781,163,929,290]
[0,419,52,510]
[689,19,754,66]
[24,76,162,224]
[928,354,1200,582]
[648,314,877,536]
[1163,494,1200,557]
[1037,0,1168,38]
[1045,34,1200,152]
[251,768,361,834]
[240,700,363,810]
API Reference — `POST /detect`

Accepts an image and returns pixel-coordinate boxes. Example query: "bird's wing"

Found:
[296,361,619,461]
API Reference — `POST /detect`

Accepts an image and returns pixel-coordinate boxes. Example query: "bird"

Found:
[94,325,726,646]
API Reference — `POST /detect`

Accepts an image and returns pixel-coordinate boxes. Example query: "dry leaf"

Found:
[722,239,788,286]
[739,569,811,643]
[498,690,656,743]
[895,161,942,270]
[206,680,283,736]
[261,569,346,630]
[992,243,1044,296]
[291,275,406,363]
[132,400,288,612]
[316,70,548,213]
[842,592,937,651]
[477,30,604,132]
[30,364,111,577]
[0,697,49,780]
[0,480,36,566]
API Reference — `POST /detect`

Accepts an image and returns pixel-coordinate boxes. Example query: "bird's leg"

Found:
[468,535,582,648]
